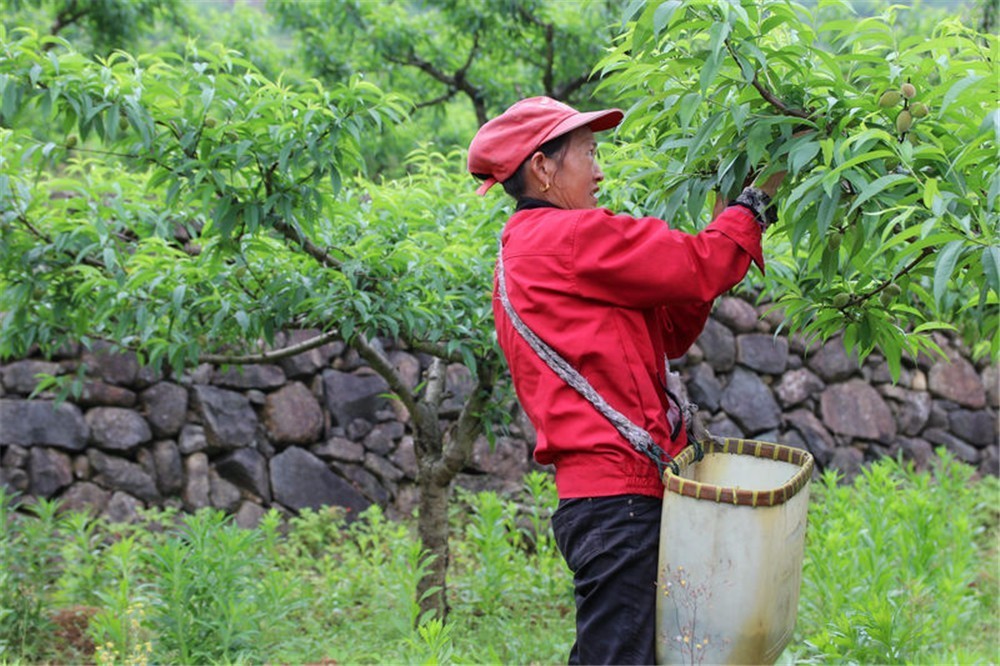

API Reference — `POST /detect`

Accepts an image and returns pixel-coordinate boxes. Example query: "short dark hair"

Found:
[499,132,572,202]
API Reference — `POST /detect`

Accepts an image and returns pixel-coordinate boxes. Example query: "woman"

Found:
[468,96,781,665]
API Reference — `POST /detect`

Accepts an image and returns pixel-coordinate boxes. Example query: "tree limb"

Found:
[407,339,464,364]
[415,91,458,109]
[271,219,343,270]
[432,362,495,484]
[847,246,935,309]
[352,332,417,418]
[385,41,488,125]
[724,39,812,120]
[198,329,342,365]
[47,0,87,46]
[412,357,447,460]
[553,73,592,102]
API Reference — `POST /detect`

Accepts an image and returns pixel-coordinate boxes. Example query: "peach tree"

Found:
[598,0,999,372]
[0,27,503,621]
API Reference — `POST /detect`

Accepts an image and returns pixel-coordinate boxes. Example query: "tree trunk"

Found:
[411,362,496,623]
[415,466,451,621]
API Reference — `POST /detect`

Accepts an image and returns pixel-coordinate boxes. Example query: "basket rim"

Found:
[663,437,815,507]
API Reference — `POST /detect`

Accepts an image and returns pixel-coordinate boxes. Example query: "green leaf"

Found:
[816,187,842,240]
[939,75,983,115]
[621,0,647,29]
[847,174,910,214]
[698,50,724,97]
[933,241,964,309]
[982,246,1000,296]
[789,141,821,176]
[653,0,682,36]
[329,167,342,196]
[922,177,939,210]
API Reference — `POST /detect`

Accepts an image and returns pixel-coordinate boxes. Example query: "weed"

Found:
[88,535,153,666]
[796,450,998,664]
[0,493,63,662]
[0,453,994,665]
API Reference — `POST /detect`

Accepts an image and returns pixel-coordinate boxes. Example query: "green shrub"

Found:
[794,451,999,664]
[141,508,302,664]
[0,494,64,662]
[0,454,995,665]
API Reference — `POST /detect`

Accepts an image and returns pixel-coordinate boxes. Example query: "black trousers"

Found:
[551,494,662,666]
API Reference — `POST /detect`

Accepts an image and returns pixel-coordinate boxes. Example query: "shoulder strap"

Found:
[496,242,675,478]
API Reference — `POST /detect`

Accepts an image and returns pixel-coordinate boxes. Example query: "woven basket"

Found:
[656,439,814,665]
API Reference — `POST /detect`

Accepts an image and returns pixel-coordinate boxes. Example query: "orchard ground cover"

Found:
[1,453,996,665]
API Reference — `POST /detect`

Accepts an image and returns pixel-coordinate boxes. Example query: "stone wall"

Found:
[1,297,997,525]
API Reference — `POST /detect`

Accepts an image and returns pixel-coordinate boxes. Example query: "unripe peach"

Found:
[878,90,902,108]
[896,109,913,134]
[910,103,929,118]
[901,82,916,98]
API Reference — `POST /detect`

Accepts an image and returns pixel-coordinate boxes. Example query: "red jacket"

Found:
[493,204,764,499]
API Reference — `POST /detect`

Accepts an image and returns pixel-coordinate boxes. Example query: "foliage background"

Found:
[2,456,997,664]
[0,0,997,662]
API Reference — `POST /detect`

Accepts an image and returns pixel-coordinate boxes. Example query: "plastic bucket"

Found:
[656,438,814,665]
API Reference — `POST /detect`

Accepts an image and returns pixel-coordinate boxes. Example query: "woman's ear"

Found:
[528,151,553,184]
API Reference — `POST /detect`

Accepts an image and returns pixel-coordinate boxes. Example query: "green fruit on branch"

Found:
[910,103,929,118]
[901,82,917,98]
[880,291,894,307]
[66,134,77,147]
[204,117,217,128]
[832,293,851,308]
[119,117,129,131]
[878,90,902,107]
[884,283,902,297]
[827,233,842,251]
[896,109,913,133]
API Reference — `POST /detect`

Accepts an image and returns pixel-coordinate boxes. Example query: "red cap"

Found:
[468,96,623,195]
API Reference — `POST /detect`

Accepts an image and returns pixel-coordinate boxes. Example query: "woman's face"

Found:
[545,127,605,209]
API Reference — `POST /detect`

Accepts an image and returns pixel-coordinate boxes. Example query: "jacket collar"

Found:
[515,197,561,212]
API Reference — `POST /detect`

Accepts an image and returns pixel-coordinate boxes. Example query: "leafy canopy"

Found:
[0,27,498,377]
[599,0,999,372]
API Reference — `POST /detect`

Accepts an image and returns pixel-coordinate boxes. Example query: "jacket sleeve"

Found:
[570,205,764,310]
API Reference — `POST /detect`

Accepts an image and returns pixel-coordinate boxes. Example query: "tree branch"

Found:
[14,212,104,269]
[412,357,447,460]
[385,42,488,125]
[433,362,495,484]
[271,219,343,270]
[724,39,812,120]
[846,246,935,309]
[198,329,342,365]
[352,332,417,418]
[423,357,447,411]
[47,0,87,47]
[407,339,464,364]
[415,91,457,109]
[553,74,592,102]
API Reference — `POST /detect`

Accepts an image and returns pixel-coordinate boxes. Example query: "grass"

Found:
[0,453,996,665]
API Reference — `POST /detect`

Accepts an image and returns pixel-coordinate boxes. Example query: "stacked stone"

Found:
[1,298,997,525]
[680,297,998,481]
[0,335,526,525]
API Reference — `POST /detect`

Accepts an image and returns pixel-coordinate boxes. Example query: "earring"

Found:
[541,183,550,192]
